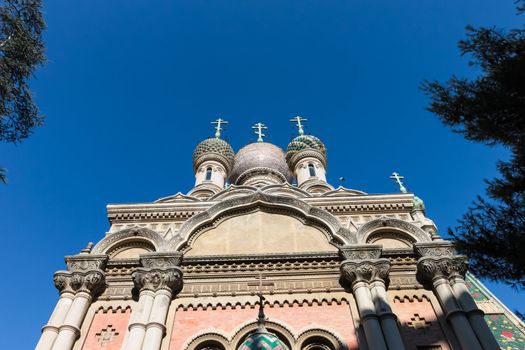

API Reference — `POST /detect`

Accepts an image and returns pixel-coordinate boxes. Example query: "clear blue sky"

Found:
[0,0,522,348]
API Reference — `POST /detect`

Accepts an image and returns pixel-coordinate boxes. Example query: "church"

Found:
[36,118,525,350]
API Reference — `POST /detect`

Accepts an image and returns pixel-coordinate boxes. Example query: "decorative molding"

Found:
[339,245,382,260]
[133,252,184,294]
[414,242,455,258]
[54,269,106,296]
[357,217,431,244]
[92,227,165,255]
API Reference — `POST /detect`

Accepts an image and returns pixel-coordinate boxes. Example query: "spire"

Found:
[252,122,267,142]
[211,118,228,139]
[290,116,307,136]
[390,172,408,193]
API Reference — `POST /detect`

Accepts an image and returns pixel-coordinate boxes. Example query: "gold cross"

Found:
[290,116,307,135]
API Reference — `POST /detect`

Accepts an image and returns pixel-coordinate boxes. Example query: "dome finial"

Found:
[390,171,408,193]
[252,122,267,142]
[211,118,228,139]
[290,115,307,136]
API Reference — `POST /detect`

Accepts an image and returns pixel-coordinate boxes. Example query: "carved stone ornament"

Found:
[54,270,106,296]
[417,256,468,283]
[339,245,382,260]
[65,254,108,272]
[414,242,454,258]
[340,259,391,285]
[140,252,183,269]
[132,267,183,294]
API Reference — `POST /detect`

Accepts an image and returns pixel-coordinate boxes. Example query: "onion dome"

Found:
[285,134,327,168]
[230,142,292,185]
[238,331,287,350]
[413,195,426,211]
[238,295,287,350]
[192,138,235,173]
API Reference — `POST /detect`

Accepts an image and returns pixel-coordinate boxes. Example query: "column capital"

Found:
[340,259,391,286]
[414,241,455,258]
[339,245,382,260]
[132,252,184,295]
[417,256,468,283]
[54,270,106,296]
[54,254,108,296]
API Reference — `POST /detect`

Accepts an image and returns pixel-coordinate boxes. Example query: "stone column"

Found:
[448,261,500,350]
[122,253,183,350]
[35,276,75,350]
[370,279,406,350]
[49,254,108,350]
[416,243,483,350]
[340,246,390,350]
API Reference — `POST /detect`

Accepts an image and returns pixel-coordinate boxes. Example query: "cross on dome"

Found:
[211,118,228,139]
[290,116,307,136]
[390,172,408,193]
[252,122,267,142]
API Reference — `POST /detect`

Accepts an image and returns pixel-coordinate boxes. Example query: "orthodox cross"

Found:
[290,116,307,136]
[390,172,408,193]
[211,118,228,139]
[252,122,267,142]
[247,274,275,329]
[407,314,431,330]
[96,325,119,345]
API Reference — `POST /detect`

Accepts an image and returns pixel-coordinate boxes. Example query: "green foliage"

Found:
[0,0,45,143]
[422,2,525,289]
[0,167,6,184]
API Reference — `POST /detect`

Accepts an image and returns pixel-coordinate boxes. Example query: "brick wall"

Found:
[169,302,359,349]
[82,307,131,350]
[391,296,451,350]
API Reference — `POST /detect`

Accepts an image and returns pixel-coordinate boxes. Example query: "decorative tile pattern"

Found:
[96,325,119,345]
[485,314,525,350]
[466,278,489,302]
[408,314,431,330]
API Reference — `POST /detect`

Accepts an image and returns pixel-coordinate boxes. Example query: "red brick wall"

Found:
[169,302,358,349]
[391,296,451,350]
[82,307,131,350]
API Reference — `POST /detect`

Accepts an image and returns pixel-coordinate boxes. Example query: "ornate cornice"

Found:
[340,259,391,285]
[288,149,327,169]
[339,245,382,260]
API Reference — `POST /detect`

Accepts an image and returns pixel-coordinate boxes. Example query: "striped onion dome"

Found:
[238,330,287,350]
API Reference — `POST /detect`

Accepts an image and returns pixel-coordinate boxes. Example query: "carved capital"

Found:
[132,267,183,294]
[417,256,468,283]
[340,259,391,286]
[54,270,106,296]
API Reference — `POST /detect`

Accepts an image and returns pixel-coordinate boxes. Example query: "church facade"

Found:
[36,119,525,350]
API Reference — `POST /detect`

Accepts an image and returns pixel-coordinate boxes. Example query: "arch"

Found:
[231,319,295,350]
[92,227,165,255]
[164,192,356,252]
[296,327,347,350]
[183,331,230,350]
[356,217,430,245]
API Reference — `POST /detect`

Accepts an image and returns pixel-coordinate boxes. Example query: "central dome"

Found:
[230,142,292,185]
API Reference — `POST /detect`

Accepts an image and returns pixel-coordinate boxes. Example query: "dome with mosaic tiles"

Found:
[238,330,287,350]
[192,137,235,172]
[285,135,327,167]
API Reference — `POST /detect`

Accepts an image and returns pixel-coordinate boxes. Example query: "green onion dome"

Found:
[285,135,327,168]
[238,330,287,350]
[192,138,235,173]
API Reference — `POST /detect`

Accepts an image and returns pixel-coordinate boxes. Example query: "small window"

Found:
[205,167,213,181]
[308,164,316,177]
[416,346,442,350]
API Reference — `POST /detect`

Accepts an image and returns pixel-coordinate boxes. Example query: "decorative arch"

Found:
[182,330,230,350]
[230,319,295,350]
[92,227,165,255]
[296,327,347,350]
[356,217,430,245]
[163,192,356,252]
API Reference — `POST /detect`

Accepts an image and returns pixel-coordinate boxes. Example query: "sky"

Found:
[0,0,523,348]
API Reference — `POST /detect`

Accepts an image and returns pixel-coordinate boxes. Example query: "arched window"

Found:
[308,163,316,177]
[301,336,335,350]
[195,340,225,350]
[205,167,213,181]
